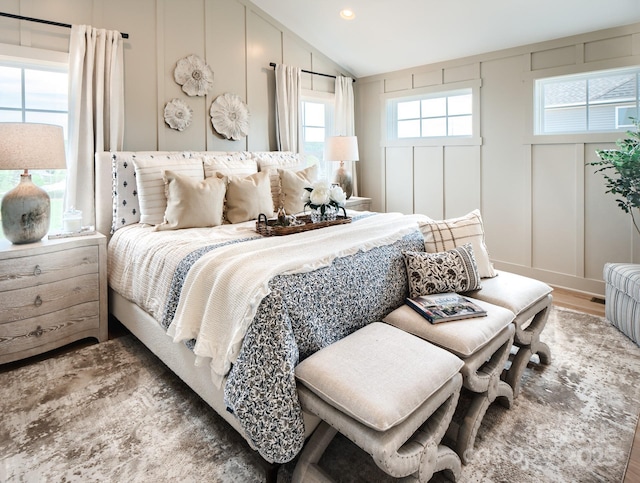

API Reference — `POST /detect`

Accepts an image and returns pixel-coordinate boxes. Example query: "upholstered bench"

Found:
[463,270,553,397]
[292,322,464,483]
[384,298,515,464]
[604,263,640,346]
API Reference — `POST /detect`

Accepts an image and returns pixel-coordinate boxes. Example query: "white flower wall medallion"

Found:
[210,93,250,140]
[174,54,214,96]
[164,98,193,131]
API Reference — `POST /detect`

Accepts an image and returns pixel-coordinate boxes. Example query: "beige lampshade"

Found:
[325,136,359,162]
[0,123,66,171]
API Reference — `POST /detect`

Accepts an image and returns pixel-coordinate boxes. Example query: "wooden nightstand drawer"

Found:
[0,245,98,292]
[0,302,100,363]
[0,234,107,364]
[0,273,99,324]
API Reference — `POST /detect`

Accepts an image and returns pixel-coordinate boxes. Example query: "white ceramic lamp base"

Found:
[1,174,50,244]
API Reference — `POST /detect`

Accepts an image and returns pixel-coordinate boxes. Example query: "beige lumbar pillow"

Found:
[221,170,274,223]
[155,170,226,231]
[278,164,319,214]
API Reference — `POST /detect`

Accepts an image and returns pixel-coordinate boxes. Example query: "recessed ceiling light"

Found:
[340,9,355,20]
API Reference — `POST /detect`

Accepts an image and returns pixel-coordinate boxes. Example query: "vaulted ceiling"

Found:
[249,0,640,78]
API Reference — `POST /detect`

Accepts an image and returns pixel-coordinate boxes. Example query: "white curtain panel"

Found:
[67,25,125,226]
[275,64,301,152]
[334,76,358,196]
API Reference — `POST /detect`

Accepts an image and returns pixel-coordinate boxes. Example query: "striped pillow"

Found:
[202,152,257,179]
[132,154,204,225]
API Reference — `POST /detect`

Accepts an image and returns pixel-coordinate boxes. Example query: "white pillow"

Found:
[202,152,257,179]
[132,154,204,225]
[222,171,274,223]
[278,165,319,214]
[155,170,226,231]
[418,209,497,278]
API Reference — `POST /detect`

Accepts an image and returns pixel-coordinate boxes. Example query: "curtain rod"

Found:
[0,12,129,39]
[269,62,355,83]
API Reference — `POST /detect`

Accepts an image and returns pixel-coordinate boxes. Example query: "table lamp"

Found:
[0,123,67,244]
[325,135,359,199]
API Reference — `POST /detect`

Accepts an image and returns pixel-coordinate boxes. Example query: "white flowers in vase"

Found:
[303,180,347,221]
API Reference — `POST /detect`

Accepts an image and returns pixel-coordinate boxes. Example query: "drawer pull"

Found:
[30,326,44,338]
[34,295,43,307]
[33,265,42,276]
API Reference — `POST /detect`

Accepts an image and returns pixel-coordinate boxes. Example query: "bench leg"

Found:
[291,421,337,483]
[504,295,553,398]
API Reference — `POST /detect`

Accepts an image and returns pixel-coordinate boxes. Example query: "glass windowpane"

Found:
[304,102,325,127]
[0,66,22,109]
[448,115,472,136]
[25,69,67,111]
[398,100,420,120]
[448,94,472,116]
[422,117,446,137]
[305,126,325,143]
[421,98,446,118]
[0,110,22,122]
[398,119,420,138]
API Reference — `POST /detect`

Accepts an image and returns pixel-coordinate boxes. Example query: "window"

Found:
[388,88,473,140]
[535,66,640,135]
[301,92,334,179]
[0,52,68,239]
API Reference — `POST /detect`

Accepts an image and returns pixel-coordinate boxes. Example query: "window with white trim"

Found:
[388,88,473,139]
[301,92,334,179]
[534,66,640,135]
[0,51,68,239]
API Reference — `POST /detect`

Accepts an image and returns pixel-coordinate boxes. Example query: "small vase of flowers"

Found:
[303,180,347,222]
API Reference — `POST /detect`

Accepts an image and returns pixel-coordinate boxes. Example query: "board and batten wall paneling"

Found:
[385,147,413,214]
[584,143,635,274]
[205,0,248,151]
[480,55,532,267]
[246,9,281,151]
[443,146,481,219]
[160,0,207,151]
[414,146,444,219]
[531,144,578,276]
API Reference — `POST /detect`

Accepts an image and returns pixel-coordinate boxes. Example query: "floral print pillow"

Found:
[403,243,482,297]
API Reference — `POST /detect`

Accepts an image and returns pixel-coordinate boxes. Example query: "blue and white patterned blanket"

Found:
[108,214,426,463]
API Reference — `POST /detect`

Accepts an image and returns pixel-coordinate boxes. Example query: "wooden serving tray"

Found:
[256,213,351,236]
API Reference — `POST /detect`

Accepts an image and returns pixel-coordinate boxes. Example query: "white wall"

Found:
[356,23,640,295]
[0,0,352,152]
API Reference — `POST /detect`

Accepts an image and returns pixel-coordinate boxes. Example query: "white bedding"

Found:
[109,212,424,387]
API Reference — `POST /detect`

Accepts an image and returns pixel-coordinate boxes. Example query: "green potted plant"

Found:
[590,119,640,236]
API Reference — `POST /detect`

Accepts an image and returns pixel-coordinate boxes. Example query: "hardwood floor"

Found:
[551,285,639,482]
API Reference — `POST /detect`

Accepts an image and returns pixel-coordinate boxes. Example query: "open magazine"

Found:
[406,292,487,324]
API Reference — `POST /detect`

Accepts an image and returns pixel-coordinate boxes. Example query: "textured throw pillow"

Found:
[278,164,319,214]
[403,244,482,297]
[155,170,226,231]
[202,152,257,179]
[252,151,303,210]
[222,171,274,223]
[132,154,204,225]
[111,152,141,233]
[419,209,497,278]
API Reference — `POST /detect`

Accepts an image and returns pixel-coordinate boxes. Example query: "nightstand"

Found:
[345,196,372,211]
[0,233,107,364]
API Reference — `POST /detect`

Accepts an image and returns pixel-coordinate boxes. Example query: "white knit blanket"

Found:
[166,212,421,387]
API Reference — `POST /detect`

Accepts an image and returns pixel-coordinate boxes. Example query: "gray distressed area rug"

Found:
[1,306,639,482]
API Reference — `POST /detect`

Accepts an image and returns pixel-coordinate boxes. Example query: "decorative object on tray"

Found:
[303,180,347,222]
[210,93,250,140]
[173,54,214,96]
[256,212,350,236]
[405,292,487,324]
[164,98,193,131]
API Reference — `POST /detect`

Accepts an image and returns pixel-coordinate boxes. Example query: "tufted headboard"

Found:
[94,150,305,239]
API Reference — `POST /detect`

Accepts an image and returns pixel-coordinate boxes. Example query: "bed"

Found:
[94,150,430,469]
